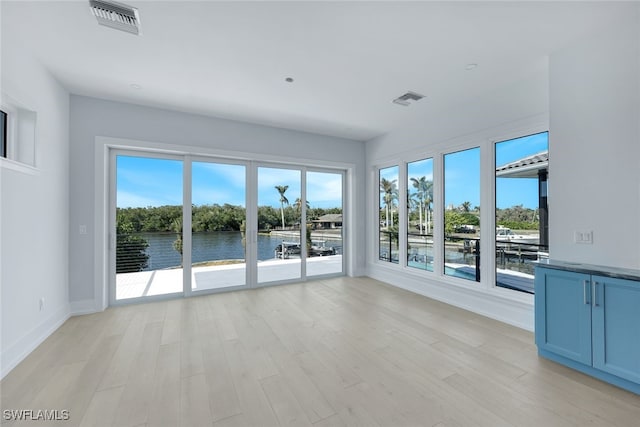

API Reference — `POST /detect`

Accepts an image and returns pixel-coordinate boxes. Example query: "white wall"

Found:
[549,10,640,268]
[68,96,366,308]
[1,16,70,377]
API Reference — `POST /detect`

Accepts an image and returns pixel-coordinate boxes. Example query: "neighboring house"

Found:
[312,214,342,229]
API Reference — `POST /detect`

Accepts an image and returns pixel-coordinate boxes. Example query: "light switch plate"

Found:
[574,230,593,244]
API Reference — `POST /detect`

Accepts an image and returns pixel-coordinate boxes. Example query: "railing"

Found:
[116,232,183,273]
[379,230,399,263]
[383,229,550,293]
[496,241,549,276]
[407,232,434,271]
[444,236,481,282]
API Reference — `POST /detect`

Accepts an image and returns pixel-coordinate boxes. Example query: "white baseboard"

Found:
[367,263,534,331]
[1,304,70,380]
[70,299,101,316]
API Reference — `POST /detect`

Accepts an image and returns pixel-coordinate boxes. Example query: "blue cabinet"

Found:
[592,275,640,385]
[535,265,640,395]
[535,268,592,365]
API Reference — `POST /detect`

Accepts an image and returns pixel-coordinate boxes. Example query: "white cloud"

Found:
[117,190,174,208]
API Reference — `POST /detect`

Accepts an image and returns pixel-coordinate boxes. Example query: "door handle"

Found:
[583,280,590,305]
[593,281,599,307]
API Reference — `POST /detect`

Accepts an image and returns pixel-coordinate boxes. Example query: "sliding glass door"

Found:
[114,154,184,301]
[111,153,345,303]
[257,166,302,284]
[306,171,343,277]
[191,161,247,292]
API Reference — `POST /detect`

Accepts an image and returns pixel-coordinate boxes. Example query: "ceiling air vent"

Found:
[89,0,141,35]
[392,91,425,107]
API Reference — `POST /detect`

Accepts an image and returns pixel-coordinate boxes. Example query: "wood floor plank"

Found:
[443,371,576,427]
[160,299,182,346]
[78,386,124,427]
[211,414,249,427]
[147,342,181,427]
[200,334,242,422]
[112,321,163,427]
[222,339,279,426]
[260,374,313,427]
[60,333,124,427]
[98,311,149,391]
[179,374,213,427]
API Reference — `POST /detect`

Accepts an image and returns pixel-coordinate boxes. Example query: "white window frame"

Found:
[0,93,38,174]
[371,120,548,302]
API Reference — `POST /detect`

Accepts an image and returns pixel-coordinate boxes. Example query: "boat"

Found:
[274,242,301,259]
[496,226,539,245]
[274,240,336,258]
[310,240,336,257]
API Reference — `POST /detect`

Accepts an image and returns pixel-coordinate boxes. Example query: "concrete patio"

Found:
[116,255,343,300]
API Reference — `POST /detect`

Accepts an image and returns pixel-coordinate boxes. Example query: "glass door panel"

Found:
[191,161,247,292]
[115,155,183,300]
[257,167,302,284]
[307,171,343,277]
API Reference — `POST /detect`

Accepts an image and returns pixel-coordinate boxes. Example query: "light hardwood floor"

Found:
[2,277,640,426]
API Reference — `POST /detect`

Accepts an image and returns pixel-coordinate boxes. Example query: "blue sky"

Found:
[383,131,548,210]
[495,132,548,209]
[444,147,481,208]
[116,157,342,209]
[118,131,546,211]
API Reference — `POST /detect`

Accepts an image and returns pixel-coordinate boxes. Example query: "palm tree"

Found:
[410,177,425,233]
[380,178,397,228]
[424,180,433,234]
[386,188,399,227]
[293,197,310,216]
[410,176,433,234]
[275,185,289,229]
[461,201,471,212]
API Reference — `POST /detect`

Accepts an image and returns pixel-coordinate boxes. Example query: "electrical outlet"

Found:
[39,297,45,311]
[574,230,593,244]
[79,225,87,235]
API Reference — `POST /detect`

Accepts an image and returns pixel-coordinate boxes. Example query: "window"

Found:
[495,131,549,294]
[374,126,548,296]
[379,166,399,263]
[0,110,7,158]
[407,158,434,271]
[0,96,37,168]
[444,147,480,282]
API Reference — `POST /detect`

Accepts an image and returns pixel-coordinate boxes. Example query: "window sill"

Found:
[371,258,534,306]
[0,157,39,175]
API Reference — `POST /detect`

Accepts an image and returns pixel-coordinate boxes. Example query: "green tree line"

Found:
[116,204,341,234]
[496,205,538,230]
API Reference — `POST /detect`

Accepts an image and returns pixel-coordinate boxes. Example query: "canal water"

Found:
[138,231,342,271]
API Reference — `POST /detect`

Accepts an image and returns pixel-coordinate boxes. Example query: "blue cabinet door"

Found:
[535,267,592,365]
[592,275,640,384]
